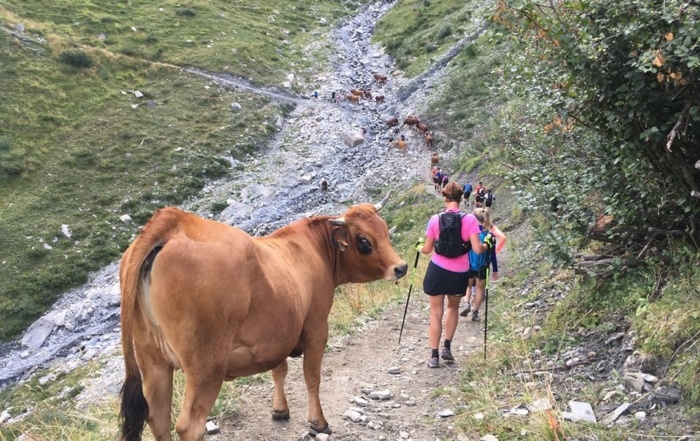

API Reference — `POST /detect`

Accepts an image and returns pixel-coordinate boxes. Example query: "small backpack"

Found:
[469,229,494,271]
[434,212,471,258]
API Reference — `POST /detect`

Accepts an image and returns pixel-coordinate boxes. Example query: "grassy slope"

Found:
[0,0,362,340]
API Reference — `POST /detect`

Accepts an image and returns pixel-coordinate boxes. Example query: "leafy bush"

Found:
[58,50,95,69]
[175,8,197,17]
[437,22,452,39]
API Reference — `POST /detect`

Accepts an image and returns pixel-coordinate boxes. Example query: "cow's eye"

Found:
[356,235,373,255]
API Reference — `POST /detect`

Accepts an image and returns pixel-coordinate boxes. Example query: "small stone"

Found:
[634,411,646,420]
[369,390,391,400]
[481,435,499,441]
[134,90,144,98]
[603,402,630,425]
[205,420,220,435]
[344,409,362,423]
[387,366,401,374]
[315,434,329,441]
[0,410,11,424]
[354,396,369,407]
[527,397,552,412]
[474,412,484,420]
[436,409,454,418]
[231,102,242,111]
[120,214,133,224]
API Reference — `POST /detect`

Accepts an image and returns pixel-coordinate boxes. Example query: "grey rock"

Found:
[205,420,220,435]
[230,102,242,111]
[22,312,57,349]
[568,401,596,423]
[436,409,454,418]
[16,23,25,32]
[369,390,391,400]
[340,132,365,147]
[603,402,630,425]
[344,409,362,423]
[652,385,682,404]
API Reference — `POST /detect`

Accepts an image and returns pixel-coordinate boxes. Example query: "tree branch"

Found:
[666,100,692,152]
[647,226,685,236]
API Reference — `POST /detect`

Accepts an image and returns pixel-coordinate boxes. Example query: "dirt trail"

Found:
[215,292,488,440]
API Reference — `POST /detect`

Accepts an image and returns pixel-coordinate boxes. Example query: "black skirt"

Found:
[422,261,469,296]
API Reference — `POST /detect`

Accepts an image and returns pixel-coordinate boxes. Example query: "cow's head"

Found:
[330,193,408,283]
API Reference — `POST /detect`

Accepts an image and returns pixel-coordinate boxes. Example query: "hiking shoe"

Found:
[426,357,439,368]
[471,311,480,322]
[441,348,454,361]
[459,302,472,317]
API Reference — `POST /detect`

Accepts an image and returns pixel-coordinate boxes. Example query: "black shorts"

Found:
[467,267,488,280]
[422,261,468,296]
[475,196,484,202]
[465,192,471,200]
[433,177,439,184]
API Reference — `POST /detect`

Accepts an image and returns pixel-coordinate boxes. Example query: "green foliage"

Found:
[492,0,700,268]
[372,0,476,77]
[58,50,95,69]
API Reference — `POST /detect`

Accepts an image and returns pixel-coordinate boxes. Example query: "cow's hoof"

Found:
[272,409,290,421]
[309,422,332,436]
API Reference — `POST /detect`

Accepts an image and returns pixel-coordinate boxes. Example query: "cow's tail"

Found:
[119,207,182,441]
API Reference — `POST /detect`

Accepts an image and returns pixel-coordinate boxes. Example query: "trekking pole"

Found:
[398,248,421,344]
[483,268,490,360]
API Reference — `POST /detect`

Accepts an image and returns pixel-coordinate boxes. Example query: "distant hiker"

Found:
[435,168,444,192]
[441,173,449,189]
[462,180,473,207]
[416,181,490,369]
[484,189,495,208]
[313,90,319,99]
[459,208,497,322]
[331,91,337,103]
[431,151,439,168]
[432,167,440,191]
[321,179,328,192]
[474,181,486,208]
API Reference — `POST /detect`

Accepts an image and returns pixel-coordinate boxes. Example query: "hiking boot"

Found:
[441,347,454,361]
[426,357,439,368]
[471,311,480,322]
[459,302,472,317]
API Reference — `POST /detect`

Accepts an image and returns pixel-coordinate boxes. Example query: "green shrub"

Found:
[58,50,95,69]
[175,8,197,17]
[437,22,452,39]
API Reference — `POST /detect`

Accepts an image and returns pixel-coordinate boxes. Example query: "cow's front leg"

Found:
[303,338,331,435]
[271,359,290,421]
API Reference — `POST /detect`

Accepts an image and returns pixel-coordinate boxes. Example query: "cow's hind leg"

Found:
[139,351,175,441]
[271,359,290,421]
[175,368,225,441]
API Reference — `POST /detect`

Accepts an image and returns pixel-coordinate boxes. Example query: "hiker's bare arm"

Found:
[418,236,435,254]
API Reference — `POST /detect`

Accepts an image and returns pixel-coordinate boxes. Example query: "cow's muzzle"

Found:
[394,262,408,279]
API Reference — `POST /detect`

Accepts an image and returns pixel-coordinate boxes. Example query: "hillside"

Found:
[1,0,699,440]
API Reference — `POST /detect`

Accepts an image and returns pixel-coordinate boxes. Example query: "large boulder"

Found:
[341,132,365,147]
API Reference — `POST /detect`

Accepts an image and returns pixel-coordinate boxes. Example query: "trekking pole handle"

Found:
[413,249,421,268]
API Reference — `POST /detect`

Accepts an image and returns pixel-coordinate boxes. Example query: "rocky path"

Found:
[215,292,487,441]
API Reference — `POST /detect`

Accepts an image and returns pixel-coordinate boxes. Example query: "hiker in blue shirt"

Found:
[462,180,473,207]
[460,208,498,322]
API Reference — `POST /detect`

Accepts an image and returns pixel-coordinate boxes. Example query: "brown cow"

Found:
[350,88,363,97]
[374,73,388,83]
[403,115,420,128]
[119,200,407,441]
[386,117,399,127]
[430,151,438,168]
[346,94,360,103]
[425,132,434,149]
[416,122,429,134]
[363,89,372,99]
[375,95,385,104]
[391,134,407,151]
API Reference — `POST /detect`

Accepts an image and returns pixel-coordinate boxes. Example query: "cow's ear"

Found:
[331,227,350,251]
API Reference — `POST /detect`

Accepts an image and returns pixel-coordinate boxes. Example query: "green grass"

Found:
[373,0,480,77]
[1,0,359,85]
[0,0,373,341]
[0,28,282,340]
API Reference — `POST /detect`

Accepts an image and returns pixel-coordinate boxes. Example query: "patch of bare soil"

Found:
[213,293,486,441]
